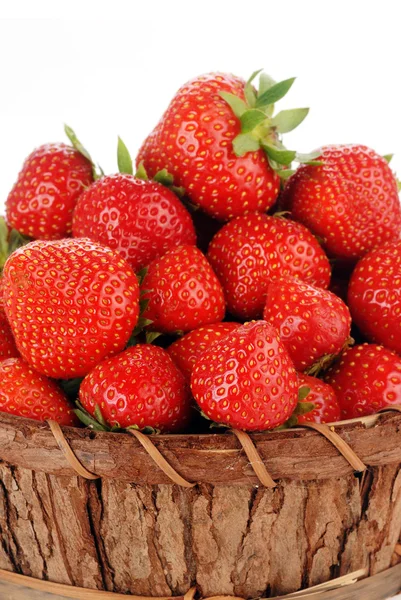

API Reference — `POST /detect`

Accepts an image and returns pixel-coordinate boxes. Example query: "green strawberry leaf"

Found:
[135,161,149,180]
[263,144,296,166]
[145,331,163,344]
[398,179,401,192]
[94,404,109,429]
[298,386,311,401]
[219,92,248,118]
[293,401,315,416]
[117,137,133,175]
[240,109,267,134]
[0,217,8,270]
[137,267,148,286]
[255,77,296,109]
[272,108,309,133]
[383,154,393,163]
[278,169,295,181]
[8,229,31,255]
[153,168,174,186]
[258,73,276,96]
[139,297,150,314]
[74,401,110,431]
[296,150,322,165]
[233,133,260,157]
[64,124,103,180]
[244,69,263,108]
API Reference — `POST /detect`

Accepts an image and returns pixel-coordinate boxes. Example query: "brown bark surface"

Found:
[0,413,401,597]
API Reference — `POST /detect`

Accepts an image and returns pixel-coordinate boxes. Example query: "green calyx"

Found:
[220,70,320,176]
[64,125,104,180]
[0,217,31,272]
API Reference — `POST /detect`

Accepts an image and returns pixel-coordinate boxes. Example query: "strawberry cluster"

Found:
[1,70,401,433]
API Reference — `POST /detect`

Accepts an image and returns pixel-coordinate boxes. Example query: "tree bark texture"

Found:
[0,413,400,598]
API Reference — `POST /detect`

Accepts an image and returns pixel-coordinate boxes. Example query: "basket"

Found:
[0,408,401,599]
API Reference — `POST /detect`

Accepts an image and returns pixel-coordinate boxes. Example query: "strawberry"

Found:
[0,280,19,360]
[6,143,93,240]
[281,145,401,261]
[137,71,313,221]
[72,173,196,272]
[325,344,401,419]
[2,238,139,379]
[207,212,331,320]
[79,344,191,432]
[141,245,225,334]
[292,373,341,425]
[191,320,298,431]
[263,276,351,371]
[167,322,240,383]
[0,357,78,425]
[348,241,401,354]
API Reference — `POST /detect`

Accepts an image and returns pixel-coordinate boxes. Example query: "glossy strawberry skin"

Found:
[191,320,298,431]
[79,345,191,432]
[72,174,196,272]
[325,344,401,419]
[0,358,78,425]
[0,281,19,360]
[167,322,240,383]
[6,143,93,240]
[281,145,401,261]
[2,239,139,379]
[263,276,351,371]
[348,241,401,354]
[207,213,331,320]
[137,73,280,221]
[141,245,225,334]
[295,373,340,424]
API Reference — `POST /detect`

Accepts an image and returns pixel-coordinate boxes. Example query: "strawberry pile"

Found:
[1,70,401,434]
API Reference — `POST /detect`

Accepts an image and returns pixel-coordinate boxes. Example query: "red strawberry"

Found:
[207,212,331,320]
[6,143,93,240]
[293,373,341,425]
[141,245,225,333]
[348,241,401,354]
[325,344,401,418]
[2,239,139,379]
[281,145,401,261]
[0,280,19,360]
[79,345,191,432]
[137,71,310,221]
[191,320,298,431]
[0,358,78,425]
[72,174,196,272]
[263,276,351,371]
[167,322,240,383]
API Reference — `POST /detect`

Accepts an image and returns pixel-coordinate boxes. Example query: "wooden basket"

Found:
[0,409,401,599]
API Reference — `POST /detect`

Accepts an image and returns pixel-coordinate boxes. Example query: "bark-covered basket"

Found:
[1,407,401,600]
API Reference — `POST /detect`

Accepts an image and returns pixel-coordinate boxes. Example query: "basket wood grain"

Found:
[0,411,401,598]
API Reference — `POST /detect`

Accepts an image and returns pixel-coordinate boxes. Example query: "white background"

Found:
[1,1,401,598]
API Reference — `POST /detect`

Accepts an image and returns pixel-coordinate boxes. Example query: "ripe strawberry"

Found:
[2,239,139,379]
[6,143,93,240]
[137,71,311,221]
[325,344,401,418]
[72,173,196,272]
[141,245,225,333]
[167,322,240,383]
[281,145,401,261]
[191,320,298,431]
[293,373,341,425]
[348,241,401,354]
[263,276,351,371]
[79,345,191,432]
[0,280,19,360]
[207,212,331,320]
[0,357,78,425]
